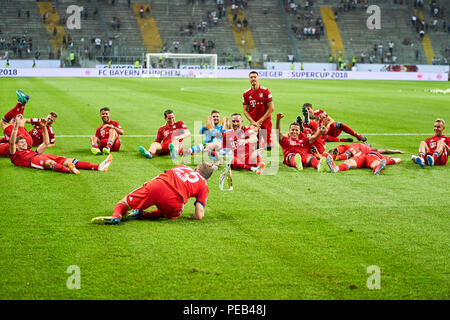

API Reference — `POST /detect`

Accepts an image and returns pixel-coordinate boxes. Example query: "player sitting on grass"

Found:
[221,113,265,174]
[302,103,367,143]
[1,90,30,129]
[91,107,123,155]
[91,163,213,225]
[329,142,404,161]
[183,110,228,162]
[276,112,327,171]
[24,112,58,148]
[296,111,328,158]
[326,151,401,175]
[9,114,112,174]
[139,109,191,160]
[412,118,449,168]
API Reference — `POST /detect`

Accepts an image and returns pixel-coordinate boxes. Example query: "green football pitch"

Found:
[0,77,448,300]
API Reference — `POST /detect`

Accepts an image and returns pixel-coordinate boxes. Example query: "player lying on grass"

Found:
[296,112,328,158]
[0,112,58,149]
[139,109,191,160]
[302,103,367,143]
[276,113,328,171]
[325,151,401,175]
[1,90,30,129]
[329,142,404,161]
[183,110,228,162]
[221,113,265,174]
[412,118,449,168]
[0,116,34,157]
[91,107,124,155]
[9,115,112,174]
[91,163,213,225]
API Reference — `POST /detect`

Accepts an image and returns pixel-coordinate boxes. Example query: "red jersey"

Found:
[156,165,209,207]
[96,120,122,142]
[242,86,273,122]
[156,121,187,144]
[304,120,325,154]
[28,118,55,146]
[3,125,33,150]
[339,143,375,157]
[425,135,449,154]
[10,149,39,167]
[279,134,310,159]
[222,126,256,156]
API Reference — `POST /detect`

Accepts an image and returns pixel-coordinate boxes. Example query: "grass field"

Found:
[0,77,449,300]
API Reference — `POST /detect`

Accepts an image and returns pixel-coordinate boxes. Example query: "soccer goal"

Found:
[145,53,218,78]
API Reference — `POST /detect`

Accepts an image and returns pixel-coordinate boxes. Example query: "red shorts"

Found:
[3,125,33,148]
[30,154,68,169]
[283,152,310,167]
[352,154,382,168]
[158,140,183,156]
[0,143,9,157]
[126,178,184,219]
[326,122,342,138]
[258,119,273,146]
[231,151,258,169]
[426,150,448,166]
[99,138,121,151]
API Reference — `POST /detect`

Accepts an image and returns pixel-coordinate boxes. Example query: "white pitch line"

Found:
[55,133,431,138]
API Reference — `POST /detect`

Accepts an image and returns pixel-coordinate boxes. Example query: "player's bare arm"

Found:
[222,117,229,130]
[9,116,20,155]
[193,202,205,220]
[103,123,124,135]
[377,148,404,154]
[243,104,258,128]
[205,116,214,130]
[276,113,284,143]
[36,118,50,154]
[174,128,191,141]
[308,125,326,145]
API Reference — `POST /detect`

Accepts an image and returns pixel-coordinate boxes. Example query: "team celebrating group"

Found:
[1,72,448,224]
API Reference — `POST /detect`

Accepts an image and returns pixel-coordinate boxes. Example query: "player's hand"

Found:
[237,139,247,146]
[251,121,260,128]
[277,113,284,120]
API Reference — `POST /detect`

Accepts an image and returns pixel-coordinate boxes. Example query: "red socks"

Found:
[340,123,362,140]
[52,163,71,173]
[113,203,128,218]
[3,103,24,122]
[310,157,319,168]
[75,161,99,171]
[338,163,350,171]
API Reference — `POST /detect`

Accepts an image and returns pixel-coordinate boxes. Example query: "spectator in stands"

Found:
[388,41,394,54]
[173,40,179,53]
[360,51,366,63]
[139,6,144,19]
[146,7,150,19]
[419,29,425,40]
[243,17,248,29]
[236,19,242,31]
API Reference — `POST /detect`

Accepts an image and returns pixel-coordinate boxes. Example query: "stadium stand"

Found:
[0,0,52,60]
[0,0,447,67]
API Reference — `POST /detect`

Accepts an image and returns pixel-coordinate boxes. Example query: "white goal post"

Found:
[145,53,218,78]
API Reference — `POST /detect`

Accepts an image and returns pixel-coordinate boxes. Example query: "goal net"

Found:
[145,53,218,78]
